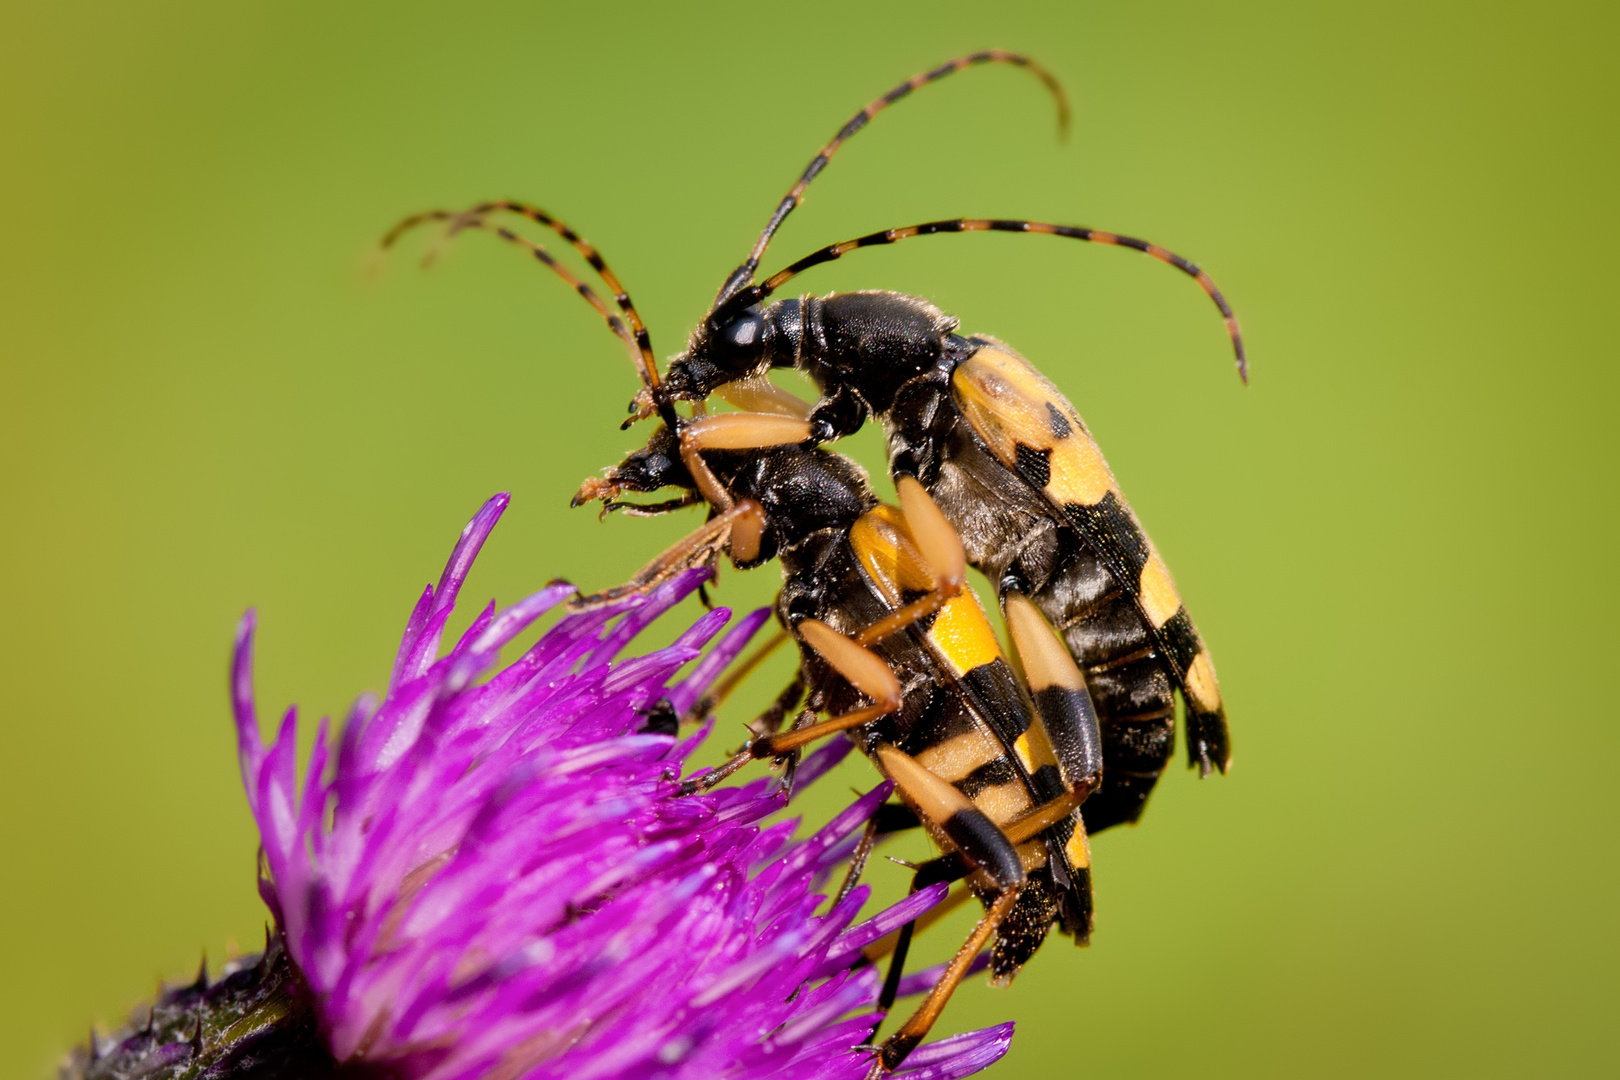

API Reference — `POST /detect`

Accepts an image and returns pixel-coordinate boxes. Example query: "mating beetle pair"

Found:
[387,49,1240,1074]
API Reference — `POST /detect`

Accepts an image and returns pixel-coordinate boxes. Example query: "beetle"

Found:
[382,46,1239,1065]
[580,419,1100,1072]
[630,62,1246,831]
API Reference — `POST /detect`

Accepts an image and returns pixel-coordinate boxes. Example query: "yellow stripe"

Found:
[1184,650,1223,714]
[973,780,1033,825]
[951,345,1118,506]
[1138,550,1183,629]
[916,730,1003,783]
[1064,823,1091,869]
[1013,725,1060,775]
[1045,425,1115,507]
[927,593,1003,677]
[851,504,1005,678]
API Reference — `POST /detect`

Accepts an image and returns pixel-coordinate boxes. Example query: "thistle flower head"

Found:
[205,494,1013,1080]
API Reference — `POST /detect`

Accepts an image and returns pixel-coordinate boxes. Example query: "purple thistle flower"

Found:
[197,493,1013,1080]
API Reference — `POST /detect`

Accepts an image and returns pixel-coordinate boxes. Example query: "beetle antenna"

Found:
[381,203,666,396]
[714,51,1069,307]
[721,217,1247,383]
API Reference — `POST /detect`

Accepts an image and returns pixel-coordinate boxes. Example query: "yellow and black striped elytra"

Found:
[660,271,1238,832]
[827,502,1093,960]
[663,282,1236,829]
[631,58,1244,833]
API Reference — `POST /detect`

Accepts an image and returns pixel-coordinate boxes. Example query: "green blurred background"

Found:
[4,0,1615,1075]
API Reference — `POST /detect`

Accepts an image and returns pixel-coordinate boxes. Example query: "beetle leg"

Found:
[678,413,814,513]
[569,499,766,609]
[682,619,902,794]
[866,744,1026,1074]
[870,891,1022,1075]
[1001,590,1103,801]
[713,377,813,419]
[833,818,884,909]
[852,477,967,646]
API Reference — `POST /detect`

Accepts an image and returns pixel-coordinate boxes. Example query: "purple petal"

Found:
[230,609,263,801]
[791,736,855,795]
[666,605,774,716]
[892,1023,1015,1080]
[227,494,1015,1080]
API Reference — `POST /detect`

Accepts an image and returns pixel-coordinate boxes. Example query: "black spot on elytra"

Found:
[1015,443,1052,489]
[1045,401,1072,439]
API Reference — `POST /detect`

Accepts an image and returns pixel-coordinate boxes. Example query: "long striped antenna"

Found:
[719,218,1248,383]
[380,202,665,395]
[714,51,1069,307]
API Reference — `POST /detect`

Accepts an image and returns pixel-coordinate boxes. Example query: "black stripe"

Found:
[1158,608,1203,674]
[1097,713,1174,774]
[1015,443,1051,488]
[960,663,1031,738]
[1032,686,1103,790]
[800,153,830,184]
[956,756,1018,797]
[1062,491,1150,573]
[941,808,1024,889]
[1029,764,1068,801]
[899,684,983,759]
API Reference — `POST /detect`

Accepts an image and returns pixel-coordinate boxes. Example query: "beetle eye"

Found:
[714,307,764,366]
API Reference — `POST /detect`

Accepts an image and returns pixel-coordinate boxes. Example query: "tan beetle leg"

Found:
[1004,790,1086,845]
[798,620,901,705]
[679,413,814,512]
[861,884,975,963]
[714,377,813,419]
[569,499,766,609]
[853,478,969,647]
[867,744,1027,1076]
[684,619,902,793]
[755,618,904,753]
[874,890,1022,1075]
[1003,591,1104,802]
